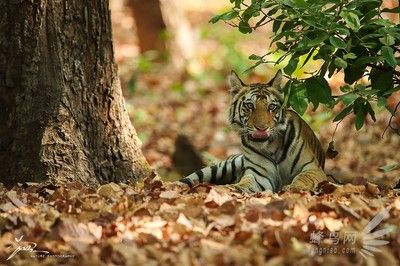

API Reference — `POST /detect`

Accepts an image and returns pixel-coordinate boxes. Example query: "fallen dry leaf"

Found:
[159,190,180,200]
[204,187,233,207]
[57,218,102,244]
[6,190,25,208]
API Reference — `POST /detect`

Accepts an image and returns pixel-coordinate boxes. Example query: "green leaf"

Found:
[353,56,378,67]
[282,21,296,33]
[333,104,353,122]
[353,98,367,130]
[340,85,352,93]
[272,20,282,33]
[303,17,322,29]
[242,4,259,21]
[249,54,262,60]
[289,83,308,115]
[315,45,334,60]
[284,56,299,76]
[341,93,358,106]
[238,21,252,34]
[272,30,292,43]
[344,65,365,84]
[319,61,328,76]
[371,18,395,27]
[370,68,394,93]
[267,6,279,16]
[334,57,348,69]
[355,110,366,129]
[328,61,337,78]
[334,27,350,36]
[283,80,292,107]
[355,84,366,91]
[379,35,395,46]
[382,7,400,13]
[209,15,221,24]
[308,32,329,46]
[361,33,384,41]
[365,101,376,122]
[276,42,287,50]
[329,36,347,49]
[377,97,387,108]
[363,9,378,22]
[381,46,397,68]
[301,48,316,67]
[340,11,361,32]
[282,0,307,8]
[382,85,400,97]
[234,0,241,8]
[219,10,239,21]
[343,53,357,60]
[292,0,307,8]
[304,76,333,110]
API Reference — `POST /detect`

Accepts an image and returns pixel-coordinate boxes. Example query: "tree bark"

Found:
[0,1,151,187]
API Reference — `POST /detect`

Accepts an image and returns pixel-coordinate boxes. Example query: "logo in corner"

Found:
[6,235,49,260]
[359,207,391,258]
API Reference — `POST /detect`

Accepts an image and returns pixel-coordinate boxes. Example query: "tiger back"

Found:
[180,70,328,193]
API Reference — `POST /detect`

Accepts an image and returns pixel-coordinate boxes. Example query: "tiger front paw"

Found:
[282,183,313,192]
[230,174,264,193]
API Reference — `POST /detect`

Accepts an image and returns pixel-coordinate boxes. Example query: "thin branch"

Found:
[382,100,400,138]
[241,2,291,23]
[332,118,344,142]
[223,21,238,27]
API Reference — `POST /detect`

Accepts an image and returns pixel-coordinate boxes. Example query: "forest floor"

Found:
[1,0,400,265]
[0,178,399,265]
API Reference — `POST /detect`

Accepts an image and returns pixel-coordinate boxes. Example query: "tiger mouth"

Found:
[249,130,270,142]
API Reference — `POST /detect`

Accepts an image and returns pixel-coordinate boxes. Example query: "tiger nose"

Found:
[254,125,268,131]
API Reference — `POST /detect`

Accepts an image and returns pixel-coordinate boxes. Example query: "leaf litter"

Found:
[0,178,399,265]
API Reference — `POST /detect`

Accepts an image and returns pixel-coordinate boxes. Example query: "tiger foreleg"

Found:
[180,154,244,187]
[284,169,327,191]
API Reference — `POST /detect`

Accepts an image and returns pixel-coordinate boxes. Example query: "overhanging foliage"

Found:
[211,0,400,130]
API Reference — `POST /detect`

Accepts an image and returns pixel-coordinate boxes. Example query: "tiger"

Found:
[179,70,328,193]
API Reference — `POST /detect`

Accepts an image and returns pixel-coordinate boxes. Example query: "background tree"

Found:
[210,0,400,131]
[128,0,196,71]
[0,1,151,187]
[128,0,167,54]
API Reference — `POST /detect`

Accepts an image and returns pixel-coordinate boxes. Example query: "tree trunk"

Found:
[0,1,151,187]
[128,0,196,70]
[128,0,167,54]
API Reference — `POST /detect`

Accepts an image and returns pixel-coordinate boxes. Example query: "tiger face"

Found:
[228,71,287,142]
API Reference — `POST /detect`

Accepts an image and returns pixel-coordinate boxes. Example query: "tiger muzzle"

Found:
[249,129,270,142]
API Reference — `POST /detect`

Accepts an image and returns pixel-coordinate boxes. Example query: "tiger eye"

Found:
[268,103,277,111]
[244,102,254,110]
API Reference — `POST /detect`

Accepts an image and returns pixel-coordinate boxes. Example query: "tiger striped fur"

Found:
[180,70,328,193]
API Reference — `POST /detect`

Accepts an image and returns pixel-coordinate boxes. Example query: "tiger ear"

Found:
[268,70,283,89]
[228,70,245,95]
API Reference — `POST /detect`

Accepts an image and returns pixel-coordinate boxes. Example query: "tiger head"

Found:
[228,70,287,142]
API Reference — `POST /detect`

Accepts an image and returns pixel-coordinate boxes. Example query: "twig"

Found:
[332,118,344,142]
[223,21,238,27]
[382,100,400,138]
